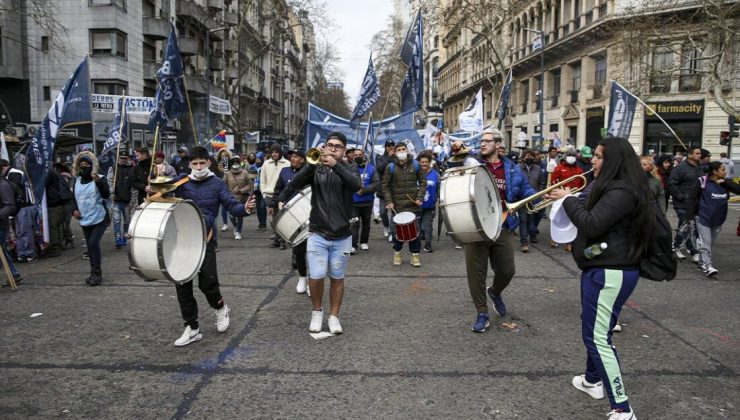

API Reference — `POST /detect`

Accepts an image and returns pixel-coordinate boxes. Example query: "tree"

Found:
[614,0,740,119]
[311,40,351,117]
[0,0,69,52]
[369,14,406,118]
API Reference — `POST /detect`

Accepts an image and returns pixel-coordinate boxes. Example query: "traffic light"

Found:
[729,115,739,138]
[720,130,730,146]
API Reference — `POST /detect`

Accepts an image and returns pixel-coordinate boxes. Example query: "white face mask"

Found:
[397,152,408,161]
[192,167,209,179]
[565,156,576,165]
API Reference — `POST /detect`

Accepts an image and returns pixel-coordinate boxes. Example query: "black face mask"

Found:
[247,158,256,165]
[524,158,534,165]
[354,157,365,165]
[79,166,93,179]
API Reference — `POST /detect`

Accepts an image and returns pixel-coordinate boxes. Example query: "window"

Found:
[552,70,561,107]
[89,0,126,8]
[571,62,581,90]
[679,45,701,92]
[41,36,49,53]
[651,47,672,93]
[90,29,127,58]
[142,0,155,17]
[92,79,127,95]
[433,35,439,49]
[594,54,607,85]
[43,86,51,101]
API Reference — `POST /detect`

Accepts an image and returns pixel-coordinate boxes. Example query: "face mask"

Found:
[524,158,534,165]
[79,166,92,179]
[565,156,576,165]
[247,158,256,165]
[397,152,408,161]
[192,167,209,179]
[256,161,263,167]
[231,167,242,173]
[354,157,365,165]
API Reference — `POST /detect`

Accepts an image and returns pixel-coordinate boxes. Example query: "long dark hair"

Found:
[586,138,654,260]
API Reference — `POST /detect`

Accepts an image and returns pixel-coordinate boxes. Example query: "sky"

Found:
[325,0,395,104]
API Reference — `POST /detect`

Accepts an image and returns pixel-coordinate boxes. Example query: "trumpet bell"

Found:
[306,148,322,165]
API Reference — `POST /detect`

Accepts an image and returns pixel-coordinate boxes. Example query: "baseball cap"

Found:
[580,146,593,158]
[326,131,347,145]
[287,149,305,158]
[384,139,395,147]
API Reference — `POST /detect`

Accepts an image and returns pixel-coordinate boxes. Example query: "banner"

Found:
[92,94,156,115]
[532,34,542,50]
[362,115,375,163]
[497,69,512,129]
[99,97,129,180]
[399,9,424,114]
[27,57,91,204]
[349,55,380,128]
[244,131,260,144]
[148,25,188,130]
[459,88,483,132]
[607,81,638,139]
[209,95,232,115]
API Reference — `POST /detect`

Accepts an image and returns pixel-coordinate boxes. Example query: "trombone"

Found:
[505,170,593,214]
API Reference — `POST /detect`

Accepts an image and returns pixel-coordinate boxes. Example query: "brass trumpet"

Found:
[306,147,332,166]
[505,170,593,214]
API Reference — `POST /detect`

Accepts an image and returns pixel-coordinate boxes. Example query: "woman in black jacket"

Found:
[548,138,652,420]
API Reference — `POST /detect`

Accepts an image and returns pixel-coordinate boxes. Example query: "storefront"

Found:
[643,100,704,155]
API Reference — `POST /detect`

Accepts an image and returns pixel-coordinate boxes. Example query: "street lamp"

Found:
[206,27,227,144]
[524,28,544,151]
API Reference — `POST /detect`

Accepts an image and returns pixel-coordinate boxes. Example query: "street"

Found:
[1,208,739,419]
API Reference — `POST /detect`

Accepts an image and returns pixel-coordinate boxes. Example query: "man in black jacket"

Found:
[45,168,73,257]
[132,147,152,204]
[0,174,21,286]
[280,132,362,335]
[668,147,703,261]
[174,146,191,175]
[112,150,135,249]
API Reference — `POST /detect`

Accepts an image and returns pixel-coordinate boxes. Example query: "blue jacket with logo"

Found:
[475,155,537,231]
[421,168,439,209]
[353,164,379,205]
[695,176,740,227]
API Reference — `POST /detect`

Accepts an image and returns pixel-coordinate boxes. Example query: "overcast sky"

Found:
[326,0,395,103]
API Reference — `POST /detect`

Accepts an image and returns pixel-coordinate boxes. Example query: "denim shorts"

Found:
[307,233,352,280]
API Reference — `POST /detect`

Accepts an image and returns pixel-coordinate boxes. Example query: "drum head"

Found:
[393,211,416,224]
[473,169,502,240]
[161,201,206,282]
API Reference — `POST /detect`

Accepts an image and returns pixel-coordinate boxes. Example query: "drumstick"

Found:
[147,177,189,201]
[405,194,420,206]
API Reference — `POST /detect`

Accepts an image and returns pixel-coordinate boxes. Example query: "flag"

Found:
[497,69,513,129]
[0,132,8,161]
[26,57,91,204]
[458,88,483,132]
[209,130,228,149]
[532,34,543,50]
[148,25,188,130]
[607,81,638,139]
[362,115,375,163]
[399,9,424,113]
[349,56,380,128]
[99,97,129,180]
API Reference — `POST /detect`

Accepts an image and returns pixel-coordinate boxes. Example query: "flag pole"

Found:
[612,80,688,151]
[491,67,512,129]
[373,58,405,143]
[111,90,127,193]
[148,125,160,186]
[182,77,201,147]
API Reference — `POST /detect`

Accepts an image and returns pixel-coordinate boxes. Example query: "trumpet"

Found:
[505,170,593,214]
[306,147,334,166]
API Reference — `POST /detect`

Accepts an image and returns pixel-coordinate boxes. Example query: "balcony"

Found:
[175,0,200,19]
[224,12,238,27]
[143,60,161,80]
[209,57,224,71]
[650,76,671,93]
[143,16,169,40]
[679,74,701,92]
[592,84,604,99]
[570,90,579,103]
[179,37,197,56]
[207,0,224,10]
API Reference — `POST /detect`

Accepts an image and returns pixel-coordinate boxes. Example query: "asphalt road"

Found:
[1,206,738,419]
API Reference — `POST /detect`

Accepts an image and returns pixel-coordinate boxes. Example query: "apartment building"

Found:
[436,0,740,158]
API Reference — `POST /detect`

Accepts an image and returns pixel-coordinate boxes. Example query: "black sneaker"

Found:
[423,245,433,253]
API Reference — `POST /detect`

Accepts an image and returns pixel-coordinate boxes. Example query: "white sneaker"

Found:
[572,375,605,400]
[296,276,307,294]
[706,266,718,277]
[388,235,393,242]
[309,310,323,332]
[360,243,369,250]
[234,232,242,240]
[607,409,636,420]
[612,323,622,332]
[174,326,202,347]
[455,244,462,249]
[215,304,230,332]
[220,224,229,232]
[675,249,686,260]
[383,227,389,237]
[328,315,343,334]
[350,247,357,254]
[692,253,701,264]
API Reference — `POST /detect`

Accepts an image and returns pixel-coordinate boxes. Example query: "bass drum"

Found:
[439,165,502,244]
[273,186,312,247]
[128,200,207,285]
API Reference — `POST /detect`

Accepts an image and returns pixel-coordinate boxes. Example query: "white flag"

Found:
[458,88,484,132]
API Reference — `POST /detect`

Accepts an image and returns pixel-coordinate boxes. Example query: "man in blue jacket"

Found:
[351,148,379,252]
[160,146,256,347]
[464,128,537,333]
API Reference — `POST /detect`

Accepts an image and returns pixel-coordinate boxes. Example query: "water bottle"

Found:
[584,242,607,259]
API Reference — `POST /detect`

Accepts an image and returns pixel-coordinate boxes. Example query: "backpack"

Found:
[388,160,420,177]
[639,202,678,281]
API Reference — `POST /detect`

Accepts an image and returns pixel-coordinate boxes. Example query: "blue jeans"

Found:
[220,205,229,224]
[306,233,351,279]
[518,208,539,244]
[420,208,435,248]
[82,221,107,272]
[0,227,20,277]
[112,201,130,245]
[15,206,37,258]
[229,215,243,234]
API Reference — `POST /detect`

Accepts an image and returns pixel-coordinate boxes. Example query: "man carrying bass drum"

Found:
[464,128,537,333]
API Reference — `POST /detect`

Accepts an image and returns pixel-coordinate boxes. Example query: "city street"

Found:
[1,208,739,419]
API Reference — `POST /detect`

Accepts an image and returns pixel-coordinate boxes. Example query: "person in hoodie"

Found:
[692,161,740,277]
[151,146,256,347]
[261,144,290,247]
[111,150,135,249]
[71,152,110,286]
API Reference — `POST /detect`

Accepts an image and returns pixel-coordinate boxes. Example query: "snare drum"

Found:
[392,211,419,242]
[439,165,502,244]
[128,200,207,285]
[273,186,312,247]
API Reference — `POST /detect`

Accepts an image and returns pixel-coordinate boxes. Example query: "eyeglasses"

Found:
[480,139,501,144]
[325,142,345,150]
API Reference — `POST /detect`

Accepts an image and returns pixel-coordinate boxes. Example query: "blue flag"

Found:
[26,57,91,204]
[349,56,380,128]
[497,69,512,130]
[362,115,375,163]
[399,10,423,113]
[99,97,129,180]
[148,25,188,130]
[607,81,638,139]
